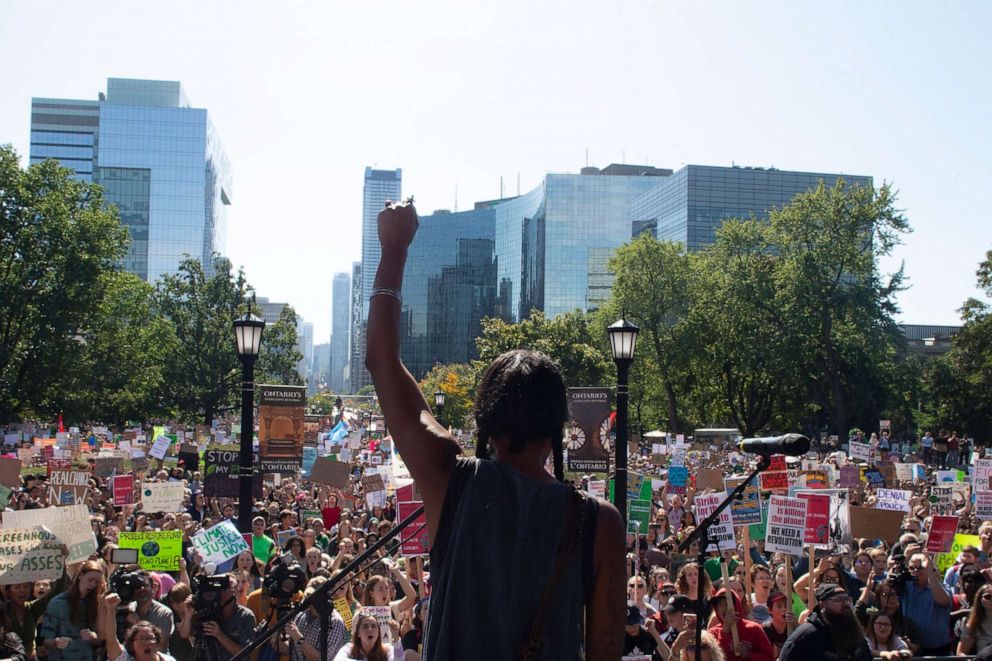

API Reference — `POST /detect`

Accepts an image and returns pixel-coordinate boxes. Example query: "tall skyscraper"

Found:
[348,261,363,393]
[330,272,351,393]
[30,78,232,282]
[353,167,402,391]
[297,321,314,384]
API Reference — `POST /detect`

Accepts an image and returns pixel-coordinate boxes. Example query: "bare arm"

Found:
[585,500,626,659]
[364,202,460,544]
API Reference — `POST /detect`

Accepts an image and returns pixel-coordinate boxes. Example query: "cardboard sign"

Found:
[310,457,353,488]
[363,605,393,646]
[361,474,386,493]
[48,470,90,505]
[192,520,249,565]
[926,516,959,554]
[396,484,428,557]
[112,475,135,505]
[765,495,808,555]
[931,486,954,515]
[2,504,96,564]
[141,482,185,513]
[759,471,789,492]
[849,441,873,463]
[802,470,828,489]
[94,456,125,478]
[724,476,762,526]
[0,457,22,488]
[875,488,911,512]
[694,492,735,551]
[118,530,182,571]
[131,456,149,474]
[275,528,297,547]
[697,469,725,492]
[148,436,171,460]
[849,506,905,544]
[797,492,831,546]
[0,527,65,584]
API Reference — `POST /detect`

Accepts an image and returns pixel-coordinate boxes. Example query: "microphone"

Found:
[738,433,811,457]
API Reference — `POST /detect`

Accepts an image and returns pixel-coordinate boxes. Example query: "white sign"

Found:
[693,492,735,551]
[973,460,992,494]
[976,492,992,520]
[191,520,248,565]
[765,495,808,555]
[1,504,96,564]
[849,441,873,463]
[895,463,916,482]
[587,480,605,499]
[141,482,185,512]
[0,527,65,584]
[875,488,911,512]
[149,436,171,460]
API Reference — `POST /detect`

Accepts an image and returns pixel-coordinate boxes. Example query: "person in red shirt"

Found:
[709,587,775,661]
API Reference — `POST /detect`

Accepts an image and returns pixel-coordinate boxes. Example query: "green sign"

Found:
[935,533,980,574]
[119,530,182,571]
[628,499,651,531]
[748,500,769,541]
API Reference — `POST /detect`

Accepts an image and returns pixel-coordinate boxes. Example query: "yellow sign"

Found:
[935,533,980,574]
[119,530,182,571]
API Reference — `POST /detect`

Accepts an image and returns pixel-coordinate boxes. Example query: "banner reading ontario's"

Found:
[257,384,306,474]
[565,387,611,473]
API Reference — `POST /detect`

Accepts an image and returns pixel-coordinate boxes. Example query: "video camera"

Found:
[262,553,307,602]
[192,573,232,621]
[109,567,148,604]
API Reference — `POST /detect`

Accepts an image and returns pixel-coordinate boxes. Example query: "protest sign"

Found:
[849,506,905,545]
[849,441,872,463]
[17,449,33,465]
[875,489,911,512]
[148,435,171,460]
[926,516,959,554]
[748,500,769,540]
[364,605,393,645]
[587,480,606,499]
[697,469,725,492]
[668,466,688,494]
[2,504,96,564]
[765,496,807,555]
[48,470,90,505]
[396,484,428,557]
[694,492,735,551]
[192,520,248,565]
[626,473,646,500]
[565,388,611,473]
[112,475,134,505]
[973,459,992,494]
[759,471,788,492]
[94,456,125,478]
[361,473,386,493]
[119,531,182,571]
[724,476,761,526]
[203,450,262,498]
[629,500,652,533]
[302,446,318,476]
[131,456,149,474]
[0,527,65,584]
[975,492,992,520]
[936,533,981,574]
[797,492,830,546]
[894,463,917,483]
[310,457,353,488]
[141,482,184,512]
[798,488,852,553]
[802,470,828,489]
[865,468,884,487]
[931,486,954,515]
[0,458,21,488]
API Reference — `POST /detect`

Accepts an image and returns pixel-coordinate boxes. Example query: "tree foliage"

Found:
[419,363,476,429]
[256,304,303,386]
[0,147,129,420]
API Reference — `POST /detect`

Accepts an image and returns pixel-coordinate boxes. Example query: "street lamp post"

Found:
[607,318,639,525]
[434,390,446,427]
[233,311,265,534]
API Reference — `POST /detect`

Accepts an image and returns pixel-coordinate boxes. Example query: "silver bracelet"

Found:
[371,288,402,303]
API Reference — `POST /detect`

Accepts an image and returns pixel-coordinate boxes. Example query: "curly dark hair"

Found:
[473,349,569,481]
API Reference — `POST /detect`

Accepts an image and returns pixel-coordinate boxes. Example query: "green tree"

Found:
[769,180,909,436]
[475,309,612,389]
[607,236,694,433]
[929,248,992,438]
[307,391,336,415]
[256,305,303,386]
[0,147,128,420]
[156,255,251,424]
[61,271,178,425]
[419,363,476,429]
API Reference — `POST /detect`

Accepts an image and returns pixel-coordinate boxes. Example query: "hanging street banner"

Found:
[0,527,65,584]
[565,388,611,473]
[258,384,306,472]
[2,505,96,564]
[119,531,182,571]
[203,449,263,497]
[765,495,808,555]
[191,520,249,565]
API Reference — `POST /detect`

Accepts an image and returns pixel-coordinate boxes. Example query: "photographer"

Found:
[101,594,173,661]
[182,574,256,661]
[110,569,173,652]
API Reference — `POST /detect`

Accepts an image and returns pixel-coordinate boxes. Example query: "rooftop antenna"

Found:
[500,176,504,200]
[517,172,520,196]
[454,183,458,212]
[622,149,626,164]
[585,148,589,167]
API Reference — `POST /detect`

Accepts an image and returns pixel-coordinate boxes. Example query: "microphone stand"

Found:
[677,454,770,660]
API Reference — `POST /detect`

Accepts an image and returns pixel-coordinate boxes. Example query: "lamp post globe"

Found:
[606,318,639,525]
[233,312,264,533]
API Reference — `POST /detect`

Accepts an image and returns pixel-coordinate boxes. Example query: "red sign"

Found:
[760,471,789,492]
[767,455,786,472]
[47,458,72,477]
[112,475,134,505]
[926,516,959,554]
[396,483,429,557]
[798,492,831,545]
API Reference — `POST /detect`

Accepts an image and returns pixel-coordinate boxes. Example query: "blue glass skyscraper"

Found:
[30,78,232,282]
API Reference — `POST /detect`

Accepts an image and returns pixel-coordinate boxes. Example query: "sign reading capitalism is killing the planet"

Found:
[257,384,306,473]
[565,388,611,473]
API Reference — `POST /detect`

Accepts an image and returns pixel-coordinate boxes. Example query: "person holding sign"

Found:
[708,588,774,661]
[364,200,625,659]
[900,552,953,655]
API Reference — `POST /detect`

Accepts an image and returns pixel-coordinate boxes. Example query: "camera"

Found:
[263,554,307,601]
[109,567,148,604]
[886,561,911,591]
[192,573,232,620]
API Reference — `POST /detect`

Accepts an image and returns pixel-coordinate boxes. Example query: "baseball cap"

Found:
[663,594,694,614]
[815,583,848,603]
[626,605,644,626]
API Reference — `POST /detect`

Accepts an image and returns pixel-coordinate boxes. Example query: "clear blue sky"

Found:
[2,1,989,341]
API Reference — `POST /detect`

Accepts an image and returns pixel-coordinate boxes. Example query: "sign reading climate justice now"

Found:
[0,527,65,584]
[119,531,182,571]
[191,520,248,565]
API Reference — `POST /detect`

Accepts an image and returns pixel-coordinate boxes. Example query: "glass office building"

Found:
[330,272,351,393]
[630,165,872,251]
[399,207,497,379]
[30,78,232,282]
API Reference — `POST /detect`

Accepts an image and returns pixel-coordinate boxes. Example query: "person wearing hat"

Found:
[779,583,872,661]
[624,605,671,661]
[661,595,695,647]
[708,588,774,661]
[761,591,794,657]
